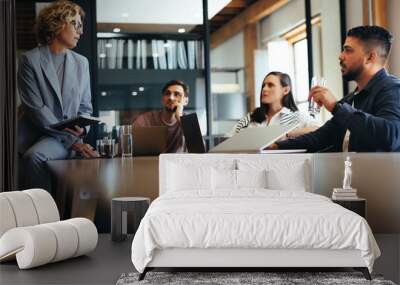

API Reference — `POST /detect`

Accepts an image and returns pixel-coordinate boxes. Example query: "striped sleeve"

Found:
[280,112,300,126]
[234,113,251,133]
[297,111,321,128]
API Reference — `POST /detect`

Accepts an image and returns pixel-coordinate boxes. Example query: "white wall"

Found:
[345,0,363,30]
[388,0,400,77]
[320,0,343,100]
[346,0,400,78]
[260,0,305,43]
[210,32,244,68]
[345,0,363,92]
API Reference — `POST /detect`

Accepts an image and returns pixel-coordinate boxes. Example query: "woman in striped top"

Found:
[229,71,319,138]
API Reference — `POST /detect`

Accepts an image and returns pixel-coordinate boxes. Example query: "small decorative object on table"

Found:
[332,156,358,200]
[332,156,366,217]
[111,197,150,242]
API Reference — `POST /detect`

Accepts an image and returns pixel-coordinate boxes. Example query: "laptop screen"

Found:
[180,113,206,153]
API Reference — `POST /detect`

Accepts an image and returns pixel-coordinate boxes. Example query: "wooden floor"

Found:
[0,234,133,285]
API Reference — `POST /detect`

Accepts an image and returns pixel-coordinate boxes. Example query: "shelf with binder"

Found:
[95,34,206,112]
[97,36,204,71]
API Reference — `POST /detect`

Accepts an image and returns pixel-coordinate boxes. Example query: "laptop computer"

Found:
[209,124,300,153]
[132,126,168,156]
[181,113,306,154]
[180,113,206,153]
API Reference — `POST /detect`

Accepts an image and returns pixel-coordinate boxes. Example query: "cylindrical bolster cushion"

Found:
[0,191,39,228]
[0,226,57,269]
[0,196,17,237]
[0,218,97,269]
[64,218,98,257]
[24,189,60,224]
[42,221,79,263]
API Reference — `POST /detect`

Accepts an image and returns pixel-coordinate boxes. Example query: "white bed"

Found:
[131,154,380,280]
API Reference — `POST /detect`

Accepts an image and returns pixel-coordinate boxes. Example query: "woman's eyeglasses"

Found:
[70,20,83,32]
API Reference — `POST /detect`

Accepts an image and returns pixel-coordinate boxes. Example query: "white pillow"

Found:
[211,169,268,190]
[266,163,308,191]
[237,158,310,191]
[166,162,211,191]
[211,168,237,190]
[237,169,267,189]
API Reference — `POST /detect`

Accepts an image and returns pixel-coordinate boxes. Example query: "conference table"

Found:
[47,156,159,233]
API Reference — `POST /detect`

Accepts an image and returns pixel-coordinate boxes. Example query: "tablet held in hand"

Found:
[50,115,101,131]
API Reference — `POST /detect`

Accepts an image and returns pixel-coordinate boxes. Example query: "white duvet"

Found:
[131,190,380,273]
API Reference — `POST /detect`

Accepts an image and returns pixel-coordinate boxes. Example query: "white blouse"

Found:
[228,107,319,136]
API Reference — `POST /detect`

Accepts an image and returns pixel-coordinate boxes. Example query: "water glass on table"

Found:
[308,76,326,116]
[96,138,115,158]
[119,125,133,157]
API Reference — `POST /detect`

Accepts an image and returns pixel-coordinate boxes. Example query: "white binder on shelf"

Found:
[166,40,178,70]
[187,40,195,70]
[151,40,159,70]
[136,39,141,69]
[177,41,187,69]
[157,40,167,70]
[116,39,125,69]
[97,39,106,69]
[173,40,177,69]
[127,39,134,69]
[195,40,204,69]
[106,39,117,69]
[141,40,147,69]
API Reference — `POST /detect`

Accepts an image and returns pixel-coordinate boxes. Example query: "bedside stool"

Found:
[332,198,366,218]
[111,197,150,242]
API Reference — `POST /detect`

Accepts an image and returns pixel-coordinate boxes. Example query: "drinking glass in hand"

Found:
[119,125,132,157]
[308,76,326,116]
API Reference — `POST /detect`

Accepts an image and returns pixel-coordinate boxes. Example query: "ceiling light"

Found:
[113,28,121,33]
[101,91,107,96]
[138,87,144,92]
[131,91,138,96]
[178,28,186,33]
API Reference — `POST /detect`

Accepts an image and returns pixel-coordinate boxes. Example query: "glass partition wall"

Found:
[14,0,346,150]
[95,0,220,145]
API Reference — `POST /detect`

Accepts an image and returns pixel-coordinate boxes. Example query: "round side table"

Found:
[111,197,150,242]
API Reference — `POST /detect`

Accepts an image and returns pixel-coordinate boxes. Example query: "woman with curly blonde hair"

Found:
[18,0,97,192]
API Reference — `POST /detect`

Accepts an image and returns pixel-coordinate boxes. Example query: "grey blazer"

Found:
[17,45,93,154]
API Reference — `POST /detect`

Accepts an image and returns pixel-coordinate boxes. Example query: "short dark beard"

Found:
[342,64,363,81]
[164,106,177,113]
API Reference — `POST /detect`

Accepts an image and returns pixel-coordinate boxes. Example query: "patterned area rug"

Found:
[116,271,396,285]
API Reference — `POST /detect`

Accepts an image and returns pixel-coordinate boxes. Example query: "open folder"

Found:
[209,124,304,153]
[50,115,101,131]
